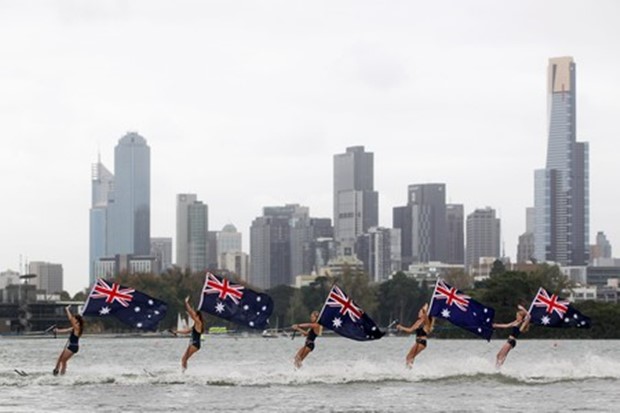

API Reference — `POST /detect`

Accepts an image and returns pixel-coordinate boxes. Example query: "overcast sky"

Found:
[1,0,618,294]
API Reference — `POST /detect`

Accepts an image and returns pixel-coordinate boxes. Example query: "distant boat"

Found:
[208,326,228,335]
[261,328,279,338]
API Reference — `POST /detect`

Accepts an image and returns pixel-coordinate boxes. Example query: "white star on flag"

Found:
[215,302,225,314]
[332,317,343,328]
[441,308,451,318]
[99,306,111,315]
[541,315,551,325]
[148,299,154,305]
[134,306,141,312]
[136,322,143,328]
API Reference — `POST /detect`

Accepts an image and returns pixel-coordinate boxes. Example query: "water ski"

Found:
[14,369,28,377]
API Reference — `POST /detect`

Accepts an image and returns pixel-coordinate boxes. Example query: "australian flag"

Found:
[429,279,495,341]
[81,279,167,331]
[528,287,591,328]
[318,285,384,341]
[198,272,273,329]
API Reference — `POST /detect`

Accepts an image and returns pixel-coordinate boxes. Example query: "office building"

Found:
[28,261,63,295]
[176,194,209,273]
[445,204,464,265]
[107,132,151,256]
[534,57,589,266]
[466,208,501,272]
[333,146,378,256]
[150,237,173,273]
[393,183,447,266]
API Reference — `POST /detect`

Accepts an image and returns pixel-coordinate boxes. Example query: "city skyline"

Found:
[1,1,618,294]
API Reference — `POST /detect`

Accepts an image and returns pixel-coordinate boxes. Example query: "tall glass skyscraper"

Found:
[333,146,378,256]
[107,132,151,256]
[534,57,589,265]
[89,155,114,285]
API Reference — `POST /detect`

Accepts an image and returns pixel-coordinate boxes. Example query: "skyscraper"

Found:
[250,204,309,289]
[150,237,173,273]
[29,261,63,295]
[356,227,401,282]
[591,231,612,260]
[465,207,501,272]
[89,156,114,285]
[445,204,464,265]
[534,57,589,266]
[517,207,536,263]
[333,146,378,256]
[394,184,447,266]
[107,132,151,256]
[176,194,208,273]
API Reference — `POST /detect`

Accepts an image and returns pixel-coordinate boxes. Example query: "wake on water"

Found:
[2,353,619,387]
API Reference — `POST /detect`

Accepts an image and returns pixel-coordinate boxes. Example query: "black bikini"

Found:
[305,328,318,351]
[415,327,428,347]
[508,325,521,348]
[190,327,202,350]
[67,330,80,354]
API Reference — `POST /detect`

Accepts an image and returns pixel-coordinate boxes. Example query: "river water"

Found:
[1,336,618,412]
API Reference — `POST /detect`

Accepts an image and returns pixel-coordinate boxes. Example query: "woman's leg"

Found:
[295,346,310,368]
[59,350,74,375]
[181,345,199,370]
[496,342,512,368]
[406,343,426,368]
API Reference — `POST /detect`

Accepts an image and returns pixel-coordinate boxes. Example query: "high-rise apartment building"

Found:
[176,194,208,273]
[534,57,589,266]
[465,208,501,272]
[333,146,378,256]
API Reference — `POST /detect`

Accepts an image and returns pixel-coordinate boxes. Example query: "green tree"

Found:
[287,289,309,326]
[338,265,378,315]
[266,284,296,328]
[489,259,507,277]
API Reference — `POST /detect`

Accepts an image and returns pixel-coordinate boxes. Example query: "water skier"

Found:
[396,303,434,368]
[493,304,531,368]
[53,305,84,376]
[171,296,205,372]
[292,311,322,368]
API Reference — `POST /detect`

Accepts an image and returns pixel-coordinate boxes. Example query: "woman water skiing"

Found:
[396,303,434,368]
[53,305,84,376]
[493,304,531,367]
[171,296,204,372]
[292,311,322,369]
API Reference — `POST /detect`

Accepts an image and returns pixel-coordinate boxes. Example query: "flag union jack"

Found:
[532,288,569,318]
[204,272,244,304]
[91,279,135,307]
[324,286,363,322]
[433,279,470,312]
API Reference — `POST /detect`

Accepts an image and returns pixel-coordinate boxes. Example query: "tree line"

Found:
[71,263,620,338]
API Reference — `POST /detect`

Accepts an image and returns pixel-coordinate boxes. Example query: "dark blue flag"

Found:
[318,285,384,341]
[198,272,273,329]
[81,279,167,331]
[528,287,591,328]
[428,279,495,341]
